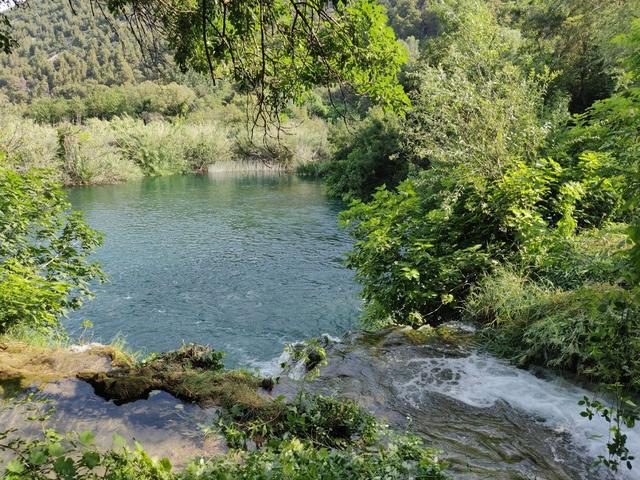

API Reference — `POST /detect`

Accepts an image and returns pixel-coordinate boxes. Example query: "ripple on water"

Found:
[66,173,361,367]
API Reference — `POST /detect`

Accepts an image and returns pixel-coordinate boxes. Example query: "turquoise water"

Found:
[67,173,361,367]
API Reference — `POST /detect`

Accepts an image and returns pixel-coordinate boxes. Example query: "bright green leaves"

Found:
[0,424,177,479]
[4,459,24,475]
[77,430,96,447]
[341,177,496,326]
[0,166,104,334]
[330,0,410,112]
[613,18,640,82]
[104,0,409,122]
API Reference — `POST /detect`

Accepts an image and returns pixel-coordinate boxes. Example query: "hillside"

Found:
[0,0,173,102]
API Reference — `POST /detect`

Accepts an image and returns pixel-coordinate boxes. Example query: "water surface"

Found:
[67,173,360,366]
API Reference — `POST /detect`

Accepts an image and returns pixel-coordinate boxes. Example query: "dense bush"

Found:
[401,1,554,174]
[340,2,562,326]
[341,0,639,333]
[342,179,498,327]
[218,392,379,450]
[0,114,58,173]
[0,163,103,334]
[57,121,143,185]
[468,267,640,389]
[113,117,237,175]
[325,109,405,201]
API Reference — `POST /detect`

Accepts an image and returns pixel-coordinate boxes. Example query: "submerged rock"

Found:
[0,341,121,397]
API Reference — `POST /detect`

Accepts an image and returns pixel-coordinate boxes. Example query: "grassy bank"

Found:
[0,111,329,186]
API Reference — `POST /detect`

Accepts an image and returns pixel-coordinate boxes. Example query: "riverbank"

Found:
[2,326,637,479]
[0,110,330,186]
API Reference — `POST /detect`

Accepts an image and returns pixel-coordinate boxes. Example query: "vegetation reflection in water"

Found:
[66,173,361,367]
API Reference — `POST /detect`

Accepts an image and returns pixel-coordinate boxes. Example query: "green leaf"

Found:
[112,433,127,449]
[81,451,101,469]
[159,456,172,472]
[77,430,96,447]
[28,448,48,466]
[5,459,24,474]
[53,457,76,479]
[48,442,65,457]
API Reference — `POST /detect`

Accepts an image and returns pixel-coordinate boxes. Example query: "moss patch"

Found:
[78,344,272,408]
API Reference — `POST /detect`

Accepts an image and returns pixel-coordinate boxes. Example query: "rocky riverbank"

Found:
[1,327,638,479]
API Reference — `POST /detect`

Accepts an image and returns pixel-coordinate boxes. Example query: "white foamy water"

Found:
[249,350,290,377]
[394,352,640,479]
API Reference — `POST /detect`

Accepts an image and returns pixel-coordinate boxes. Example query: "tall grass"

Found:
[58,119,143,185]
[111,117,234,175]
[467,266,640,388]
[0,113,58,172]
[2,104,330,185]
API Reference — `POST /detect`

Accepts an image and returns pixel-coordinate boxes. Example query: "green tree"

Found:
[0,156,104,334]
[499,0,640,112]
[90,0,410,122]
[326,108,405,201]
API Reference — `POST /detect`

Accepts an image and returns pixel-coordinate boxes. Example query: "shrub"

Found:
[112,117,234,175]
[218,392,379,450]
[57,120,142,185]
[27,82,199,124]
[341,179,500,327]
[326,109,405,201]
[528,223,630,289]
[0,165,103,334]
[468,267,640,389]
[0,113,58,173]
[111,117,189,176]
[179,122,233,171]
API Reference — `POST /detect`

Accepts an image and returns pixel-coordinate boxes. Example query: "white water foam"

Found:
[394,352,640,479]
[68,342,105,353]
[246,350,289,377]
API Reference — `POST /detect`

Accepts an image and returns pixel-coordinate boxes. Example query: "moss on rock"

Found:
[78,343,271,409]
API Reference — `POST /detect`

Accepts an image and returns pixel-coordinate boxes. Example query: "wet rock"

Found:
[273,327,619,480]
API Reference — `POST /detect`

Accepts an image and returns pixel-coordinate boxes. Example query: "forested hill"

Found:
[0,0,172,103]
[2,0,624,113]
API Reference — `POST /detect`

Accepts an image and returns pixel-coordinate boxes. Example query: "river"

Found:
[66,172,361,366]
[3,172,638,479]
